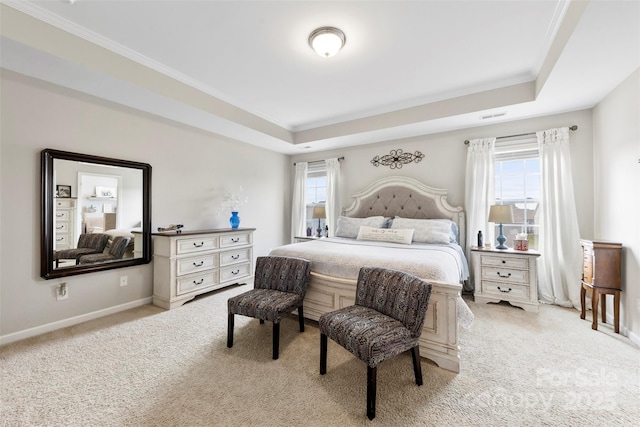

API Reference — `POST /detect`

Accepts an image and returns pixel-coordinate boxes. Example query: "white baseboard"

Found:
[0,297,153,346]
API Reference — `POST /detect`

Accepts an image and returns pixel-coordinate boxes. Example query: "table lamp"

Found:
[312,206,326,238]
[488,205,514,250]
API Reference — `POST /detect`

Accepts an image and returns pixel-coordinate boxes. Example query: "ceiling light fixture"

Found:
[309,27,346,58]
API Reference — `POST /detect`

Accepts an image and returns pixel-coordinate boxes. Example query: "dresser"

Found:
[152,228,255,309]
[579,239,622,333]
[54,198,76,250]
[472,247,541,312]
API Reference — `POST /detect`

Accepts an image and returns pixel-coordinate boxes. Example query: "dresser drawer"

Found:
[481,267,529,284]
[481,255,528,269]
[220,232,251,248]
[176,253,218,276]
[55,210,71,221]
[220,247,251,266]
[55,234,69,245]
[177,271,219,295]
[56,199,75,208]
[482,281,530,300]
[176,237,218,255]
[220,263,251,282]
[55,222,70,233]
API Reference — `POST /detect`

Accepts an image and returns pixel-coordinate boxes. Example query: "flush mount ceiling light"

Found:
[309,27,346,58]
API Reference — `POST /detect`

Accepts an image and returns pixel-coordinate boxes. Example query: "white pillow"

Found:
[356,226,414,245]
[391,217,452,244]
[335,216,387,239]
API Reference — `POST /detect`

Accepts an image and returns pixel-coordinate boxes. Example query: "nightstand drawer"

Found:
[481,267,529,285]
[481,255,528,269]
[176,253,218,276]
[482,282,530,300]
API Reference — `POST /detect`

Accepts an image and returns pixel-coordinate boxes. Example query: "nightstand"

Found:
[471,247,541,312]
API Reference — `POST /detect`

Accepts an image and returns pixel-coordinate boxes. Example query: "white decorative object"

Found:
[152,229,254,309]
[356,226,413,244]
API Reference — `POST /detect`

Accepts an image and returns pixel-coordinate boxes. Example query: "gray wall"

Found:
[0,70,291,341]
[593,68,640,342]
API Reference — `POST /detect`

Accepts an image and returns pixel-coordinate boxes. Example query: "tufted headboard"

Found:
[342,176,466,250]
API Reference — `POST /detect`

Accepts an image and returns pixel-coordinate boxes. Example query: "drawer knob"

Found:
[193,242,204,248]
[497,272,511,278]
[501,260,506,264]
[56,237,63,241]
[193,278,204,285]
[193,261,204,267]
[231,254,240,260]
[231,238,240,243]
[231,270,240,275]
[497,286,512,293]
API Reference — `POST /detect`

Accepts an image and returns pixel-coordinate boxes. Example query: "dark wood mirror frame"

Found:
[41,149,152,279]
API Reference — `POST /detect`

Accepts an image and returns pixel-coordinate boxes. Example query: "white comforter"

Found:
[270,237,468,283]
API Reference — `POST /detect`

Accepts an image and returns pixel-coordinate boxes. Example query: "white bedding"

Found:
[270,237,469,283]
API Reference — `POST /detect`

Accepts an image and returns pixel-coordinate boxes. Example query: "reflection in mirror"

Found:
[42,149,151,279]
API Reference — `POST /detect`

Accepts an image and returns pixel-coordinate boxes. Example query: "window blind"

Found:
[494,135,539,161]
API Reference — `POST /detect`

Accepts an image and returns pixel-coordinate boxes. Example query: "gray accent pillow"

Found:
[335,216,387,239]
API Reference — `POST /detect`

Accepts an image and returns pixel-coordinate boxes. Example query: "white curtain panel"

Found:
[464,137,496,291]
[325,158,341,236]
[291,162,308,242]
[537,127,581,308]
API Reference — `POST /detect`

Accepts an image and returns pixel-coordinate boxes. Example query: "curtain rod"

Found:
[294,156,344,166]
[464,125,578,145]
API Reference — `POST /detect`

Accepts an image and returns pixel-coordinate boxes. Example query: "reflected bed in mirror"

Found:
[41,149,152,279]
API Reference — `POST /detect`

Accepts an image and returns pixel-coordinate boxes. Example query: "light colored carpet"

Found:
[1,284,638,426]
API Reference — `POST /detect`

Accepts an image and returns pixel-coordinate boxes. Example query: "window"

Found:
[494,137,540,249]
[305,165,327,236]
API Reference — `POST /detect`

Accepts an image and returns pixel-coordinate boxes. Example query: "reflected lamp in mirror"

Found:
[312,206,326,238]
[488,205,513,250]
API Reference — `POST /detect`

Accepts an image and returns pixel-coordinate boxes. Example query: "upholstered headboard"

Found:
[342,176,466,250]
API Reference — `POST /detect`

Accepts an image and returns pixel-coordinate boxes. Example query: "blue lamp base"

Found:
[496,223,508,250]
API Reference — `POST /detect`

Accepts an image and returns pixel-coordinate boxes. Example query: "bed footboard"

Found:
[303,272,462,373]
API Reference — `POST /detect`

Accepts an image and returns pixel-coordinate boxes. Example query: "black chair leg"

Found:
[367,365,377,420]
[227,313,234,348]
[320,333,327,375]
[272,322,280,360]
[298,306,305,332]
[411,346,423,386]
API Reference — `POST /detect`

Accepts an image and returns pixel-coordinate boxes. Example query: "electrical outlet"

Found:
[120,276,128,287]
[56,283,68,301]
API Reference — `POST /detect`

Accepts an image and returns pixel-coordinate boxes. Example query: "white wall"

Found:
[593,68,640,343]
[0,70,290,341]
[292,109,595,241]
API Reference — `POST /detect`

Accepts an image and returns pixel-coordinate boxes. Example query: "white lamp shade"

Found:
[488,205,514,224]
[312,206,326,219]
[309,27,345,58]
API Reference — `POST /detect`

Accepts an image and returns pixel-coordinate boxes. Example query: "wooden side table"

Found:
[579,239,622,333]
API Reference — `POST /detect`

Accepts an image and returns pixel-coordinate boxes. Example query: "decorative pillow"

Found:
[356,226,414,245]
[335,216,387,239]
[391,217,454,244]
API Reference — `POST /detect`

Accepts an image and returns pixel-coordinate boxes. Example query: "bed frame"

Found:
[302,176,466,373]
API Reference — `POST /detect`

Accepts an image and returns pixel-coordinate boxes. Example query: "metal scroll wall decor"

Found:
[371,149,425,169]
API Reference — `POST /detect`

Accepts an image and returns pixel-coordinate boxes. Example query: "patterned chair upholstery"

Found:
[78,236,131,265]
[54,233,110,267]
[319,267,432,420]
[227,256,311,360]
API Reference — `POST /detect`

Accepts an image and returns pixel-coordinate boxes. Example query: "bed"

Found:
[270,176,473,373]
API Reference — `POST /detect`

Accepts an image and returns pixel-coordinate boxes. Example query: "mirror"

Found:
[41,149,151,279]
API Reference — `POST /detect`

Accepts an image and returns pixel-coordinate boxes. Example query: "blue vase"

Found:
[230,211,240,229]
